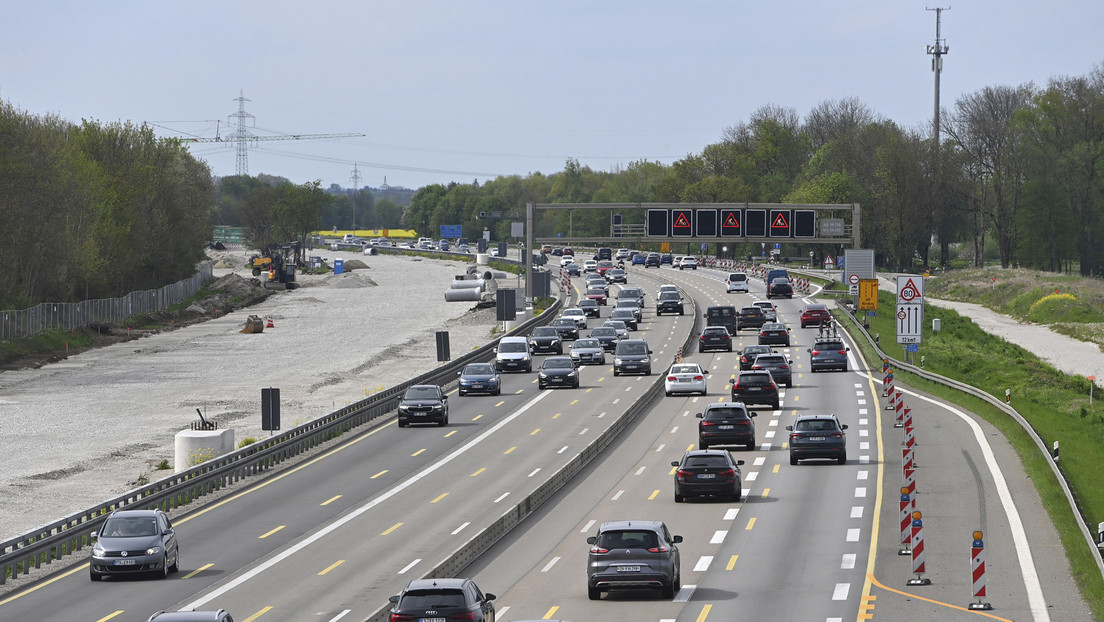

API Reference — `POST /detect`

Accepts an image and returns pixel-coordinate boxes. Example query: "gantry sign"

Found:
[523,202,861,300]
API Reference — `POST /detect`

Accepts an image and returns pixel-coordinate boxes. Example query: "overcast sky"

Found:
[3,1,1101,191]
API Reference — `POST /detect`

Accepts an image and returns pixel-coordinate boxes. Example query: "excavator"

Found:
[248,242,303,291]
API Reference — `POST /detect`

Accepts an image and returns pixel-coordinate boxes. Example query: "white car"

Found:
[664,362,709,396]
[726,273,749,293]
[752,300,777,322]
[672,255,685,268]
[561,308,588,329]
[659,284,679,296]
[583,259,598,273]
[679,257,698,270]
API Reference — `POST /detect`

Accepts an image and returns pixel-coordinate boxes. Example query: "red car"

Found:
[586,287,608,305]
[595,260,615,276]
[800,303,832,328]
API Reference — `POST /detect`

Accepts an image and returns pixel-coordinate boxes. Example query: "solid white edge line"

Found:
[181,389,555,610]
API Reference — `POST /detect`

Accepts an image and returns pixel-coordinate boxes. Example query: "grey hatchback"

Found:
[697,402,757,450]
[808,338,850,372]
[787,414,848,464]
[586,520,682,600]
[613,339,652,376]
[91,509,179,581]
[750,353,793,388]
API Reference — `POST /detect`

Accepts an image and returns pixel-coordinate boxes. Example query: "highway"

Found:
[0,260,1089,621]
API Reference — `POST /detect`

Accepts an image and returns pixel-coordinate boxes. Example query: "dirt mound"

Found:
[324,272,379,288]
[210,272,262,298]
[343,259,370,271]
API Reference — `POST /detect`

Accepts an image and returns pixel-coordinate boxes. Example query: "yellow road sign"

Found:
[859,279,879,310]
[660,242,670,253]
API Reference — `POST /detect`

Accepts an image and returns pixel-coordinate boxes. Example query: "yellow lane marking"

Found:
[259,525,285,539]
[686,444,695,452]
[860,365,888,615]
[543,606,560,619]
[505,446,517,454]
[570,399,579,405]
[782,442,789,449]
[412,448,426,457]
[183,563,213,579]
[445,430,457,437]
[648,490,660,500]
[867,574,1012,620]
[669,466,678,475]
[761,488,770,498]
[472,414,484,421]
[793,395,799,401]
[321,495,342,506]
[746,517,756,530]
[242,607,273,622]
[586,388,594,392]
[97,612,125,621]
[471,467,486,476]
[495,401,506,407]
[515,389,525,394]
[431,492,449,503]
[371,470,388,479]
[381,523,403,535]
[318,560,345,575]
[726,555,738,570]
[695,604,712,622]
[552,412,562,419]
[772,464,780,473]
[530,429,541,435]
[598,376,606,382]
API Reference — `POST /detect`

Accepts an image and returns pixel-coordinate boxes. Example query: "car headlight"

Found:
[614,358,623,364]
[146,546,161,556]
[567,370,578,377]
[92,544,104,556]
[539,372,548,379]
[641,357,650,363]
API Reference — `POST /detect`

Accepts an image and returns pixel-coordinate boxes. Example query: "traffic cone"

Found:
[266,316,274,328]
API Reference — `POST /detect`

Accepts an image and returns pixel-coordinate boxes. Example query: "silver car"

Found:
[664,362,708,396]
[90,509,179,581]
[752,300,777,322]
[570,338,607,365]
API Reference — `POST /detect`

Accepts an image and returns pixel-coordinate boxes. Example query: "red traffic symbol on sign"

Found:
[673,212,691,228]
[771,212,789,228]
[897,310,908,320]
[899,277,920,301]
[723,212,739,227]
[849,274,860,285]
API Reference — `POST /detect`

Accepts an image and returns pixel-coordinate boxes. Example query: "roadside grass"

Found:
[0,329,95,364]
[838,290,1104,617]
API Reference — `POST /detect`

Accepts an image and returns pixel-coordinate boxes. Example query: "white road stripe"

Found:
[694,556,713,572]
[635,466,646,475]
[753,457,766,466]
[746,472,759,481]
[581,519,595,533]
[452,522,470,535]
[612,490,625,500]
[846,528,860,542]
[832,583,850,600]
[858,408,868,414]
[857,470,868,480]
[710,530,727,544]
[855,487,866,497]
[494,492,510,503]
[398,559,420,574]
[541,556,560,572]
[841,554,856,569]
[851,506,864,518]
[724,508,740,520]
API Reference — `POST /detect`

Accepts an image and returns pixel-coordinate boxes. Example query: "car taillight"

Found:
[694,375,704,380]
[667,376,678,381]
[647,546,669,553]
[700,421,716,427]
[719,469,736,477]
[811,349,820,356]
[789,433,799,441]
[831,432,844,438]
[838,349,847,355]
[732,384,742,390]
[737,420,750,426]
[390,615,417,622]
[676,469,692,479]
[751,365,763,370]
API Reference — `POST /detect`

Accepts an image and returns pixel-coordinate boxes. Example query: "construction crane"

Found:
[178,91,364,176]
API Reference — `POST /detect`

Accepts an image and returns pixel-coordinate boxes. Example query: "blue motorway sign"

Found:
[866,311,877,317]
[440,224,463,239]
[906,344,920,352]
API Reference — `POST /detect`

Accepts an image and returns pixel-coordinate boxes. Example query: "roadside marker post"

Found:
[903,446,914,472]
[969,531,993,610]
[898,488,912,555]
[904,467,916,500]
[908,511,932,586]
[895,390,905,426]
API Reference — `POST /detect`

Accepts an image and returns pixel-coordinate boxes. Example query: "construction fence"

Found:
[0,262,215,341]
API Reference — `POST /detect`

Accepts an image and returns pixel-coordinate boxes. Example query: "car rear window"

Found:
[738,373,772,386]
[599,530,659,549]
[757,356,785,365]
[728,274,747,281]
[400,589,466,609]
[796,419,839,432]
[705,407,749,420]
[740,307,762,315]
[685,455,730,467]
[708,307,736,318]
[816,341,845,350]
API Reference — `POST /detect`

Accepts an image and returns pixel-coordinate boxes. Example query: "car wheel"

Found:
[526,364,532,372]
[838,454,847,465]
[539,383,546,390]
[439,417,447,427]
[665,391,671,397]
[397,420,407,428]
[674,492,684,503]
[494,388,501,395]
[588,585,603,600]
[169,548,179,573]
[746,440,755,450]
[790,454,798,465]
[733,488,743,502]
[613,370,620,376]
[458,389,466,396]
[772,401,780,409]
[679,310,684,315]
[158,558,170,579]
[727,346,732,352]
[644,367,651,376]
[662,573,679,599]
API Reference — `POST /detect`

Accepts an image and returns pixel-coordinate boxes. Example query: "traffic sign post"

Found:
[896,275,925,349]
[848,273,860,295]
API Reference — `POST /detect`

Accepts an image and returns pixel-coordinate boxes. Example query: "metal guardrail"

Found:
[0,263,215,340]
[833,299,1104,580]
[0,251,557,586]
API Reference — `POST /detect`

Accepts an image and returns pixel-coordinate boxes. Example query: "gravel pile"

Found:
[0,251,502,540]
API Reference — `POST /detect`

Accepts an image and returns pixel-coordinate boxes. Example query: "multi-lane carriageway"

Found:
[0,263,1088,621]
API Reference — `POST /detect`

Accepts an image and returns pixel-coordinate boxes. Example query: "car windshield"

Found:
[796,419,839,432]
[102,517,159,537]
[400,589,467,609]
[543,358,573,369]
[671,365,699,374]
[762,323,784,330]
[618,342,648,355]
[553,319,573,326]
[499,341,527,353]
[622,289,643,297]
[744,346,770,355]
[660,292,680,300]
[612,309,633,317]
[532,327,558,337]
[587,288,605,295]
[617,301,636,307]
[684,454,730,468]
[605,321,626,329]
[575,339,600,349]
[464,364,494,375]
[705,407,748,420]
[598,530,658,549]
[565,309,583,316]
[404,387,439,400]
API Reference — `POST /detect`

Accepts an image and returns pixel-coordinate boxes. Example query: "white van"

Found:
[726,273,749,293]
[493,336,532,373]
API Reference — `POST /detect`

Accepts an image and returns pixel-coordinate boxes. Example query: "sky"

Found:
[2,1,1101,191]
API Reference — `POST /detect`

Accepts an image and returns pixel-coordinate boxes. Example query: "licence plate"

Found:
[746,387,761,391]
[810,436,826,441]
[679,378,691,382]
[113,559,136,566]
[718,425,734,430]
[617,565,641,572]
[697,473,716,479]
[420,618,446,622]
[472,384,483,388]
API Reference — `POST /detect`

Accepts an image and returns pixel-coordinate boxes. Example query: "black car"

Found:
[737,306,767,331]
[787,414,848,465]
[398,385,449,427]
[590,326,621,351]
[578,299,601,318]
[672,449,745,502]
[90,509,179,581]
[729,370,780,409]
[808,338,850,372]
[698,326,733,352]
[613,339,652,376]
[696,402,757,450]
[529,326,564,354]
[610,308,639,331]
[751,353,793,387]
[757,322,791,346]
[389,578,496,622]
[738,345,773,371]
[587,520,682,600]
[539,356,580,389]
[656,291,685,316]
[767,277,793,299]
[645,252,661,267]
[457,363,502,396]
[550,318,580,340]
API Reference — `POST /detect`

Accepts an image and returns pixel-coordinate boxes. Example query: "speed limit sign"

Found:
[849,274,860,285]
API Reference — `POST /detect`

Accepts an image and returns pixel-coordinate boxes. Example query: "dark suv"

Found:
[672,449,744,502]
[808,338,850,372]
[787,414,848,465]
[738,345,773,371]
[656,291,685,316]
[751,353,793,387]
[698,326,733,352]
[729,370,780,409]
[586,520,682,600]
[398,385,449,427]
[389,578,496,622]
[645,252,661,267]
[737,306,767,331]
[767,277,793,299]
[696,402,757,450]
[613,339,652,376]
[529,326,563,354]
